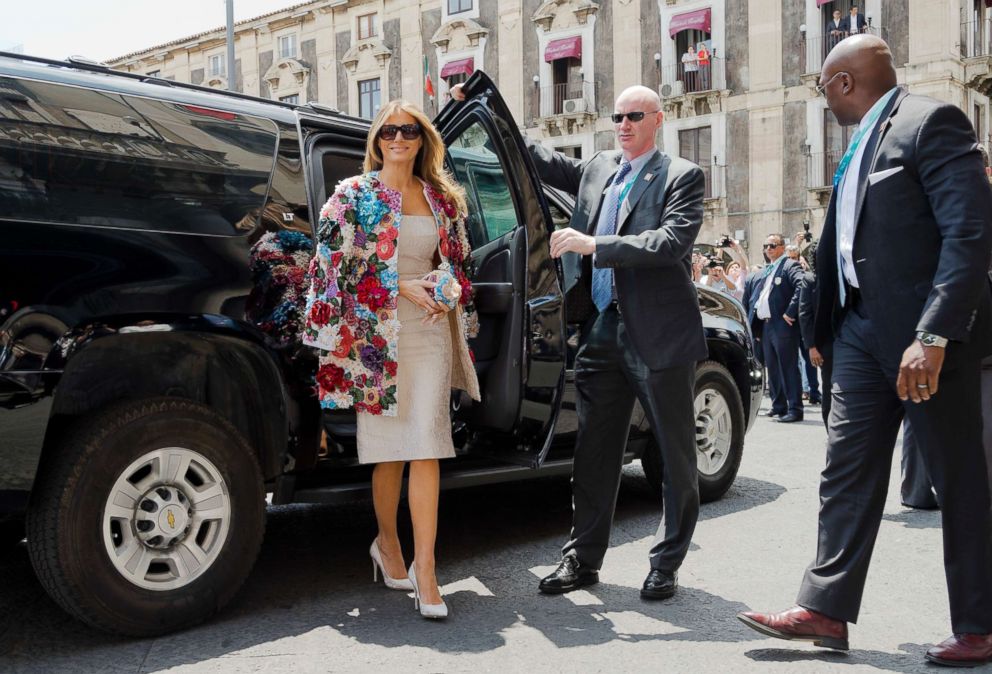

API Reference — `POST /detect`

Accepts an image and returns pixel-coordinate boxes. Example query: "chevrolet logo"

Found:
[167,510,176,530]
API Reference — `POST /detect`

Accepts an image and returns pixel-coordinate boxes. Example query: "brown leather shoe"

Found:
[925,634,992,667]
[737,606,849,651]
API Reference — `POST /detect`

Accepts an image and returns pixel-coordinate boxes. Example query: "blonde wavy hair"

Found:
[364,100,468,218]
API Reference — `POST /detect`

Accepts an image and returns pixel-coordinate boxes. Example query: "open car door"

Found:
[434,71,565,467]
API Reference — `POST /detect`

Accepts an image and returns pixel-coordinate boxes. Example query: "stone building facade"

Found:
[108,0,992,262]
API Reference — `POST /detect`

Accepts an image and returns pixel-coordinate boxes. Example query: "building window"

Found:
[679,126,713,198]
[448,0,473,14]
[558,145,582,160]
[280,94,300,105]
[278,34,298,59]
[208,54,225,77]
[358,78,381,120]
[358,13,378,40]
[147,70,161,78]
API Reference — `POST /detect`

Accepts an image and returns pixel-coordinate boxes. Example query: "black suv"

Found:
[0,55,762,636]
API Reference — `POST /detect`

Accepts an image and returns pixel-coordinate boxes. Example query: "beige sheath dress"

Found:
[356,214,455,463]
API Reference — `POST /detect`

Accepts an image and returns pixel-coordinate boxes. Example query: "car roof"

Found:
[0,51,368,131]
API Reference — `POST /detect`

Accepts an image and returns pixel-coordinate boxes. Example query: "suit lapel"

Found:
[617,150,667,234]
[585,152,623,234]
[852,89,907,232]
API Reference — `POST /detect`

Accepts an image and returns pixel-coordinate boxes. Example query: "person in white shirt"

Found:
[681,46,698,92]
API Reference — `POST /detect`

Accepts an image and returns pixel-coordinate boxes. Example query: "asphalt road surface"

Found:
[0,403,984,673]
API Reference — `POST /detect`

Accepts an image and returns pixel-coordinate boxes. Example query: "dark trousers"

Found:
[762,321,803,416]
[562,307,699,573]
[797,304,992,633]
[820,351,833,425]
[799,336,821,401]
[900,420,938,509]
[983,359,992,495]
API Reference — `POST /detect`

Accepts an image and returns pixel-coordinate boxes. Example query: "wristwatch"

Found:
[916,331,948,348]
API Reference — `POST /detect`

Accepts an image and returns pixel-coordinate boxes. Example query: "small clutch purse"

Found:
[422,267,462,310]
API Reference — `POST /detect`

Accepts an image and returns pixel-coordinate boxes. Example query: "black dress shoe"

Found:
[640,569,678,600]
[776,412,803,423]
[809,397,822,406]
[763,410,784,418]
[538,555,599,594]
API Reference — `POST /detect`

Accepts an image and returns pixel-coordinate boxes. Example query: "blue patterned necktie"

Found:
[592,160,633,311]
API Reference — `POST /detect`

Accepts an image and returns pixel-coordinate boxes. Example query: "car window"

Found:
[0,76,277,236]
[546,199,570,230]
[446,120,517,246]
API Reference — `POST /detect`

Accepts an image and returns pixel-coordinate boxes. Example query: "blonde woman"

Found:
[302,101,480,619]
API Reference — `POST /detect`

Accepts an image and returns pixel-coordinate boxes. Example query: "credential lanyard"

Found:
[832,89,896,189]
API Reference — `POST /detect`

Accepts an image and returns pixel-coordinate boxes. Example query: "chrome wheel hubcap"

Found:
[103,447,231,591]
[694,388,733,476]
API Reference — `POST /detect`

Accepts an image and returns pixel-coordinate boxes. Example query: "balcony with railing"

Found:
[961,19,992,96]
[801,26,885,76]
[807,150,844,192]
[659,57,726,100]
[537,80,596,133]
[699,162,726,201]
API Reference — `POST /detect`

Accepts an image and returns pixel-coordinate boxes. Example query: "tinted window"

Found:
[0,77,276,235]
[447,120,517,245]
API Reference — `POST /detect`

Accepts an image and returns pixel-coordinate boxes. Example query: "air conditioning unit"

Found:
[562,98,587,114]
[662,80,685,98]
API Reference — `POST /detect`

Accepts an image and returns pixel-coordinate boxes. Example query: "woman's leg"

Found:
[372,461,408,579]
[408,458,443,604]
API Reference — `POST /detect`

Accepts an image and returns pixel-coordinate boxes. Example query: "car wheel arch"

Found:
[42,328,291,481]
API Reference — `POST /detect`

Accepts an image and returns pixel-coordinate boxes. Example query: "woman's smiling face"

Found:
[377,110,422,166]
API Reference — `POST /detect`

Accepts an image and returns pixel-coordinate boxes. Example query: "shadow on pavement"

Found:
[0,468,788,672]
[881,509,941,530]
[744,643,940,674]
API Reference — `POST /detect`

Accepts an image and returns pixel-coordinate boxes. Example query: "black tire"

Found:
[26,398,265,636]
[640,360,746,504]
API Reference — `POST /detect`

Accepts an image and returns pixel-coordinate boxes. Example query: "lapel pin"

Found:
[644,173,654,181]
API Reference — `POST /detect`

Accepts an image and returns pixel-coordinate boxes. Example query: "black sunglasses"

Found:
[763,243,783,249]
[611,110,660,124]
[378,123,422,140]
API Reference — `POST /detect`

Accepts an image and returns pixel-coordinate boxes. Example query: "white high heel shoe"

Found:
[407,563,448,620]
[370,539,414,591]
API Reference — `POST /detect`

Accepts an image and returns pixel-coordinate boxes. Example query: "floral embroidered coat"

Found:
[302,172,481,416]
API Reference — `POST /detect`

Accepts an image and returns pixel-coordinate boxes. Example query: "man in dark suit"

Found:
[798,266,830,424]
[839,5,868,36]
[503,84,706,601]
[738,36,992,666]
[826,9,846,56]
[742,234,805,422]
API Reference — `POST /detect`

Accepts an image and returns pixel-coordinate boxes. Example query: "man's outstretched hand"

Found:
[550,228,596,258]
[450,83,467,102]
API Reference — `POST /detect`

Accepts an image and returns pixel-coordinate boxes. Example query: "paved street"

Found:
[0,405,985,674]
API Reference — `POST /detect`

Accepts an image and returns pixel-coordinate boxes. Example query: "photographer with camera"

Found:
[706,235,748,301]
[699,255,737,298]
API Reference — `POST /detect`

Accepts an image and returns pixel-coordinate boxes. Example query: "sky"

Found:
[2,1,300,62]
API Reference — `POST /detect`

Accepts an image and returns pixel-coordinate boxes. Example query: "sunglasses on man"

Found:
[762,243,783,249]
[378,123,423,140]
[611,110,660,124]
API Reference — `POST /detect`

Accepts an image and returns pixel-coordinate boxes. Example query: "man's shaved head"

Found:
[819,35,897,125]
[616,85,662,111]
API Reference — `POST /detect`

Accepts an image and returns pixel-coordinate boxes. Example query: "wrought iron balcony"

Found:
[807,150,844,190]
[801,26,885,75]
[658,57,726,99]
[538,80,596,119]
